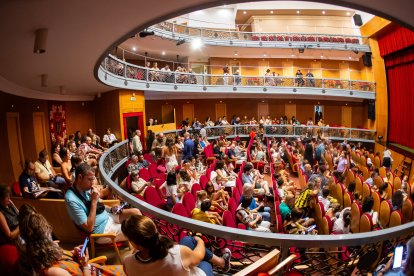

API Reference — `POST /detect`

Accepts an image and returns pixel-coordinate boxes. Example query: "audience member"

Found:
[102,128,118,147]
[132,130,143,155]
[236,196,271,232]
[35,149,67,189]
[0,184,19,243]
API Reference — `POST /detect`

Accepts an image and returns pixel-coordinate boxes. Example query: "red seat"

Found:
[143,153,155,164]
[191,183,201,199]
[182,192,196,217]
[172,203,189,218]
[0,244,19,275]
[236,177,243,194]
[139,168,152,181]
[199,175,208,190]
[232,186,241,204]
[205,168,211,181]
[144,186,167,209]
[222,210,236,228]
[149,163,165,181]
[360,213,373,232]
[227,197,238,223]
[12,181,21,197]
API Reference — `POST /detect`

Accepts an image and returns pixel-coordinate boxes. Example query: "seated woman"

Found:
[379,182,389,201]
[18,204,123,276]
[0,184,19,244]
[332,207,351,234]
[122,215,231,275]
[283,207,317,235]
[120,171,152,196]
[51,143,63,168]
[204,182,228,210]
[214,160,236,188]
[362,196,381,229]
[182,160,197,184]
[391,190,404,211]
[240,184,271,222]
[60,148,73,187]
[236,196,272,232]
[178,169,193,195]
[192,199,222,225]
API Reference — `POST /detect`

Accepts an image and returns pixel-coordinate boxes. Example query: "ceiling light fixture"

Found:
[191,38,203,49]
[322,11,326,14]
[270,10,274,14]
[296,10,300,14]
[234,51,238,56]
[161,51,166,55]
[320,55,324,58]
[132,47,137,51]
[34,28,48,54]
[243,11,247,14]
[346,12,351,16]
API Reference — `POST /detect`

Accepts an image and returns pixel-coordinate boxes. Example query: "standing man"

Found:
[183,132,194,162]
[132,129,143,155]
[306,70,315,87]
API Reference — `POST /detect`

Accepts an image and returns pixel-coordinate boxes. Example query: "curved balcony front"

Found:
[98,55,376,100]
[148,22,370,52]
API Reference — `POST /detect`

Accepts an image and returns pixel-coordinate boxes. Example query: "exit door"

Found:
[122,112,144,149]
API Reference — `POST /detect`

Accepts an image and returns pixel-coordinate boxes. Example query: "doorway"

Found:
[7,112,25,181]
[257,103,269,119]
[341,106,352,127]
[161,104,175,124]
[215,103,227,121]
[183,104,194,122]
[122,112,144,148]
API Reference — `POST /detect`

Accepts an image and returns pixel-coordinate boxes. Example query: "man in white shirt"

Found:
[132,129,143,155]
[102,128,118,147]
[35,149,67,188]
[199,126,206,139]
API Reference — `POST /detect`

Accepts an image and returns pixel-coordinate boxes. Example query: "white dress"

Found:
[165,152,178,173]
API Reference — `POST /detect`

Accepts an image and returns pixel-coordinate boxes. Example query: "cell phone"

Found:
[80,237,89,258]
[307,225,317,233]
[116,202,128,214]
[393,246,404,270]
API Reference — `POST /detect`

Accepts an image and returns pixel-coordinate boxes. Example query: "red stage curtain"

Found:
[387,61,414,149]
[378,25,414,57]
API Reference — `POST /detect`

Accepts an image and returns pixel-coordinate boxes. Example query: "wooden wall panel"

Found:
[6,113,25,181]
[95,90,121,141]
[66,101,96,136]
[33,112,48,155]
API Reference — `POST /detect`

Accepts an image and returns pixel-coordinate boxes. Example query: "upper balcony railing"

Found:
[99,54,376,99]
[148,21,370,52]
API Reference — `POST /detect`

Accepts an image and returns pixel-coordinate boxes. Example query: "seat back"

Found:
[191,183,201,199]
[321,215,333,235]
[359,155,367,167]
[12,181,21,197]
[336,183,345,209]
[402,198,414,223]
[393,176,402,192]
[236,177,243,194]
[205,167,211,180]
[350,202,362,233]
[355,175,363,195]
[199,174,208,190]
[144,186,166,208]
[373,156,381,168]
[361,166,370,181]
[171,203,190,218]
[232,186,241,204]
[362,182,372,200]
[222,210,236,228]
[228,197,238,222]
[371,191,381,214]
[359,213,373,233]
[378,167,387,179]
[343,192,352,209]
[314,201,326,231]
[0,244,19,275]
[182,192,196,217]
[139,168,152,181]
[346,169,355,186]
[389,210,402,228]
[379,200,392,228]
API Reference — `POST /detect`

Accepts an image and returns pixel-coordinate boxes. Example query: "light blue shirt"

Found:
[65,189,109,234]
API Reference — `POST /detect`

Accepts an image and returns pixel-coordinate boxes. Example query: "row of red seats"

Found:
[251,35,360,44]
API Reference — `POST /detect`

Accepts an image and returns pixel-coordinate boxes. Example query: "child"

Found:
[160,172,178,210]
[191,199,222,225]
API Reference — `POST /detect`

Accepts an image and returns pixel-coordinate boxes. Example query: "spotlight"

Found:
[34,28,48,54]
[139,30,155,38]
[299,48,305,53]
[176,39,186,46]
[191,38,203,49]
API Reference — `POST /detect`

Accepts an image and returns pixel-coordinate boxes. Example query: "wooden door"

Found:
[215,103,227,120]
[285,104,296,119]
[257,103,269,119]
[341,106,352,127]
[311,62,322,78]
[182,104,194,122]
[161,104,174,124]
[340,62,350,80]
[7,112,25,181]
[33,112,48,155]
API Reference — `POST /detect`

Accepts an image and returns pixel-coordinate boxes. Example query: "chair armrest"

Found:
[101,200,120,207]
[90,233,117,239]
[268,254,297,275]
[88,256,107,265]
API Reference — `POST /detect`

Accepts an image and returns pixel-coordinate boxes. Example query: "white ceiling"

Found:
[0,0,412,101]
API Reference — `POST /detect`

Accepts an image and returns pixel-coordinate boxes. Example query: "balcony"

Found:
[148,22,370,52]
[98,54,375,100]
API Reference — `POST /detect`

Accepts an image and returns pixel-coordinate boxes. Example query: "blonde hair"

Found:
[197,190,207,201]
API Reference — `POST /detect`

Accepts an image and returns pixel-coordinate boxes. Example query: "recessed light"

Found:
[320,55,324,58]
[291,54,295,57]
[349,56,352,59]
[132,47,137,51]
[234,52,238,56]
[191,38,203,49]
[322,11,326,15]
[296,10,300,14]
[162,51,166,55]
[263,54,267,57]
[270,10,274,14]
[243,11,247,14]
[346,12,351,16]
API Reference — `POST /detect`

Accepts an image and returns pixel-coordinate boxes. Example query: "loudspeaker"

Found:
[353,14,363,26]
[368,100,375,120]
[362,52,372,67]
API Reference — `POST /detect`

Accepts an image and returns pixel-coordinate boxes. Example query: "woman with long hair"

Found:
[0,184,19,244]
[162,137,178,173]
[60,147,72,187]
[18,204,123,276]
[122,215,231,276]
[51,143,63,167]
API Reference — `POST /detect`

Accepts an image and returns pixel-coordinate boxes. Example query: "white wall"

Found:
[186,8,237,29]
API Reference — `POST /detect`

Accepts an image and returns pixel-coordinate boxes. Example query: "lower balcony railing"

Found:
[99,140,414,275]
[98,55,376,99]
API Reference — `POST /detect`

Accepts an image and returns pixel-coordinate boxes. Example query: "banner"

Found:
[48,102,67,145]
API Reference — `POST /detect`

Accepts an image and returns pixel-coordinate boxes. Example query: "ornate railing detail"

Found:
[100,140,414,274]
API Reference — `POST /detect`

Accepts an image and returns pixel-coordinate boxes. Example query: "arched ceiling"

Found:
[0,0,412,101]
